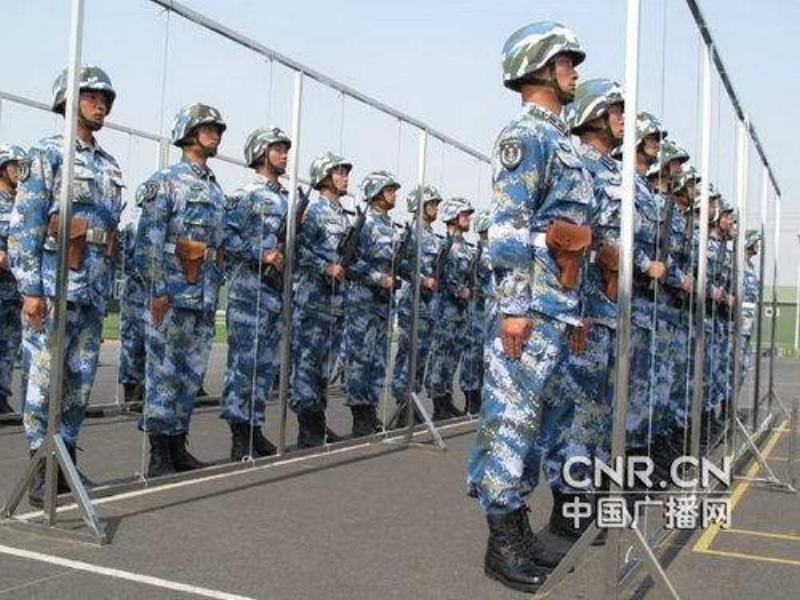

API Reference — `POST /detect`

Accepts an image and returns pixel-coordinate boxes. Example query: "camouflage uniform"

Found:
[10,135,123,450]
[289,153,352,417]
[390,184,443,404]
[425,198,475,414]
[134,105,226,439]
[459,210,493,399]
[118,220,147,391]
[739,231,761,387]
[343,172,401,415]
[468,98,594,514]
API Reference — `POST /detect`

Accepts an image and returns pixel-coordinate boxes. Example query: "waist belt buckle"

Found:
[204,248,217,262]
[86,228,108,245]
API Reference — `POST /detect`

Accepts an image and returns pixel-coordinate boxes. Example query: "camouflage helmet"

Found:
[646,139,690,177]
[672,165,701,194]
[171,103,227,147]
[309,151,352,190]
[502,22,586,91]
[406,184,442,213]
[51,65,116,115]
[473,210,491,233]
[566,78,624,132]
[439,197,475,223]
[745,229,762,249]
[360,170,401,202]
[692,183,722,212]
[0,144,27,170]
[635,112,667,146]
[244,127,291,168]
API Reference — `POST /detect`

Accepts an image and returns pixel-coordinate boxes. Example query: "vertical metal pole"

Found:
[404,128,428,441]
[691,40,712,463]
[766,191,781,415]
[794,244,799,349]
[606,0,640,595]
[44,0,85,524]
[730,118,748,450]
[277,70,303,455]
[752,168,768,427]
[157,136,170,170]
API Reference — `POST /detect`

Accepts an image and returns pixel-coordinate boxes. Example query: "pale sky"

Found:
[1,0,798,284]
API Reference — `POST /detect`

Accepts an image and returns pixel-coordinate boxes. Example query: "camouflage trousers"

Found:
[665,321,691,434]
[467,312,569,515]
[0,299,21,402]
[544,323,614,493]
[713,318,733,411]
[140,307,214,435]
[343,298,391,408]
[425,299,469,398]
[459,301,488,393]
[289,302,343,414]
[627,323,668,448]
[118,298,146,386]
[739,333,753,390]
[391,304,436,403]
[702,316,721,411]
[221,298,282,426]
[23,302,103,450]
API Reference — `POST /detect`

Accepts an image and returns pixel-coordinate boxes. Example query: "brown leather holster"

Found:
[105,229,118,259]
[47,215,88,270]
[175,239,208,284]
[570,319,593,355]
[596,244,620,301]
[545,220,592,290]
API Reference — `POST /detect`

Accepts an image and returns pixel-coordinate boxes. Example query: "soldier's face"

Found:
[553,55,579,99]
[457,211,472,232]
[607,104,624,140]
[267,143,289,174]
[195,124,223,157]
[382,185,399,208]
[78,91,108,131]
[330,166,350,195]
[424,200,438,221]
[641,134,660,162]
[687,182,698,200]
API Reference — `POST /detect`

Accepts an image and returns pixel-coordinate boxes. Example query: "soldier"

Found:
[740,229,761,387]
[539,79,624,555]
[221,127,291,460]
[117,219,146,409]
[390,184,443,422]
[467,22,594,592]
[459,209,493,415]
[289,152,352,448]
[134,103,226,477]
[342,170,401,436]
[0,144,27,415]
[626,112,668,457]
[9,66,124,506]
[425,197,474,420]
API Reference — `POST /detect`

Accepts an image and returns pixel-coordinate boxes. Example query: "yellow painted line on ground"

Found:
[693,421,787,553]
[724,528,800,542]
[695,548,800,568]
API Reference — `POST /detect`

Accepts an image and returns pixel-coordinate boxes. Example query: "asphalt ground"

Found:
[0,344,797,599]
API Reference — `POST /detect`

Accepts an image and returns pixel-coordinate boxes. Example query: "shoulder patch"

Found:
[17,160,30,182]
[136,180,160,205]
[499,138,524,171]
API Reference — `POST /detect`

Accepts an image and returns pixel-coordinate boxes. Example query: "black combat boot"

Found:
[229,422,252,462]
[442,393,464,418]
[297,411,325,448]
[251,427,277,457]
[169,434,207,472]
[432,395,452,421]
[515,505,562,569]
[394,402,424,428]
[539,489,593,563]
[123,382,144,407]
[28,450,46,508]
[464,390,482,415]
[319,411,344,444]
[0,395,13,414]
[351,405,383,438]
[484,510,549,592]
[147,434,176,478]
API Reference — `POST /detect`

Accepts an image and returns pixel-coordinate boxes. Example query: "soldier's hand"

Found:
[501,316,532,360]
[151,295,171,328]
[422,277,438,292]
[23,296,47,332]
[648,261,666,281]
[0,251,8,270]
[727,294,736,309]
[712,287,723,302]
[263,249,284,271]
[681,275,694,293]
[458,287,472,301]
[325,263,346,282]
[380,275,395,290]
